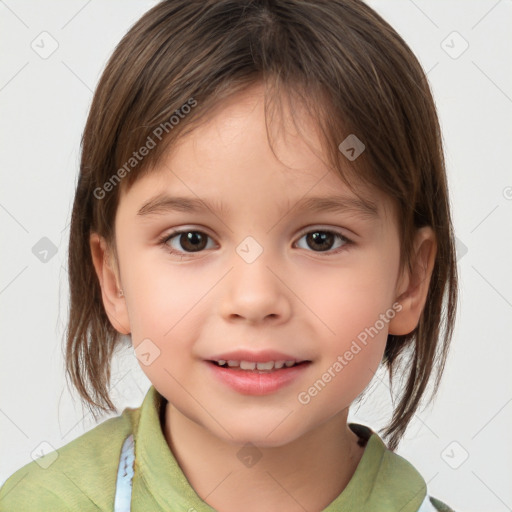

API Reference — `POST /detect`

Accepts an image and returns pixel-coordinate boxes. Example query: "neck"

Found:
[164,403,365,512]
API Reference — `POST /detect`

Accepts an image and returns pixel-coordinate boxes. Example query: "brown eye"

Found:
[295,230,349,253]
[163,230,214,253]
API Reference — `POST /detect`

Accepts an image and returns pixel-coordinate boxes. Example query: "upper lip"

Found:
[207,350,310,363]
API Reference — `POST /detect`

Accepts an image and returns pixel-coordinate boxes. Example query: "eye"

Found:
[158,227,352,258]
[294,229,351,254]
[159,229,216,256]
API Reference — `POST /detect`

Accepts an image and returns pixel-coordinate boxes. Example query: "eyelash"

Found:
[157,227,353,258]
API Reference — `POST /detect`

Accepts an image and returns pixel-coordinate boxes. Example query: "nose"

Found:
[219,250,292,325]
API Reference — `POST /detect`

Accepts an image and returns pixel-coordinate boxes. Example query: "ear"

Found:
[89,232,131,335]
[388,226,437,336]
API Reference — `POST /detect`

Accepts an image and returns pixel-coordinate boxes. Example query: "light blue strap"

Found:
[417,493,438,512]
[114,434,135,512]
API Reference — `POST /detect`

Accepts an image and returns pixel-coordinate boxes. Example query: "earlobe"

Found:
[89,233,131,335]
[388,227,437,336]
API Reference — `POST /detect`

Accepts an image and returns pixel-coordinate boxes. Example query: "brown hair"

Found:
[66,0,457,450]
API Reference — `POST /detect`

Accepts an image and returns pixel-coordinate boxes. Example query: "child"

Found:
[0,0,458,510]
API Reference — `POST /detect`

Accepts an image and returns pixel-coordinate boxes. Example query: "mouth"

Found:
[206,358,312,395]
[207,359,310,372]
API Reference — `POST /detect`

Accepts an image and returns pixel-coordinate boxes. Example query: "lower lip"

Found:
[205,361,311,395]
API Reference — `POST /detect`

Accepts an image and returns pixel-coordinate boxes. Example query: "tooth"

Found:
[221,360,296,370]
[256,361,274,370]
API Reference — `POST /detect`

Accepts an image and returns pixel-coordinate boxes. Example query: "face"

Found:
[111,83,404,447]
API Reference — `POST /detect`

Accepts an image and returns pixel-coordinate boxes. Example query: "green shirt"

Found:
[0,386,453,511]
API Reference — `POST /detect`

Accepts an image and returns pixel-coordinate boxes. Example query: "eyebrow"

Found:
[136,193,379,220]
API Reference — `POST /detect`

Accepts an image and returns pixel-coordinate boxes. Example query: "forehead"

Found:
[118,83,395,224]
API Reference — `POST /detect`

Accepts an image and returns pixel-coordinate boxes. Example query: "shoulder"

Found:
[348,424,455,512]
[0,406,139,512]
[378,448,456,512]
[378,448,455,511]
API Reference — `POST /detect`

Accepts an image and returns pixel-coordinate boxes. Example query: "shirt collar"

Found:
[133,385,427,512]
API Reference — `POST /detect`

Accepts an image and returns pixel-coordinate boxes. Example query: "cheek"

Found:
[123,257,208,337]
[122,259,217,382]
[301,260,397,342]
[298,314,388,415]
[294,260,394,398]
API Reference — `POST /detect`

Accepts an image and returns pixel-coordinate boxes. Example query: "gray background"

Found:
[1,1,511,510]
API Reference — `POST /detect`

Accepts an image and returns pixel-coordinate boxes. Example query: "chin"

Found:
[208,417,308,449]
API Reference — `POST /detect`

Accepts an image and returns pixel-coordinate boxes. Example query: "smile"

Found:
[206,360,312,395]
[211,359,305,371]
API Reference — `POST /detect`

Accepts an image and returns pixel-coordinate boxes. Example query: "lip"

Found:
[207,349,308,363]
[205,360,312,395]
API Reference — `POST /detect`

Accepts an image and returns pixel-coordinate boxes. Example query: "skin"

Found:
[90,82,436,512]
